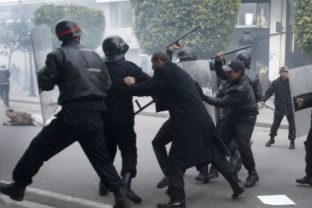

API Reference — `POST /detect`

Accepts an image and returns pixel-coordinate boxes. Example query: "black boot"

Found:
[157,199,186,208]
[113,188,132,208]
[244,171,259,188]
[265,138,275,147]
[0,182,25,201]
[99,179,108,196]
[289,140,295,150]
[220,172,244,199]
[296,176,312,185]
[157,176,170,189]
[207,166,219,180]
[122,172,142,204]
[195,166,209,183]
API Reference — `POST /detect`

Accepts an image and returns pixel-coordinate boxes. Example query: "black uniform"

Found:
[0,66,10,107]
[128,61,242,202]
[262,77,296,141]
[105,59,150,177]
[11,40,124,192]
[297,93,312,178]
[245,69,263,102]
[305,96,312,178]
[203,59,259,176]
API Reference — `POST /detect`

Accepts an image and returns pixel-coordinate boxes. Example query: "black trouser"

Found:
[104,121,137,177]
[12,109,123,191]
[270,114,296,141]
[305,115,312,177]
[152,118,176,176]
[0,84,9,107]
[153,119,239,201]
[152,119,209,175]
[218,115,257,173]
[167,149,239,201]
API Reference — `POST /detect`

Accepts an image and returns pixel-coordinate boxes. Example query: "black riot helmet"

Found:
[235,50,251,69]
[102,35,129,62]
[177,47,198,62]
[55,20,81,41]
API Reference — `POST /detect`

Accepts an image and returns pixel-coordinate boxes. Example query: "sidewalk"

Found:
[8,92,287,129]
[133,96,288,129]
[10,91,40,105]
[8,90,287,129]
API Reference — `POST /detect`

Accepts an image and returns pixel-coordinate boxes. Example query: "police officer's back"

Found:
[0,20,132,208]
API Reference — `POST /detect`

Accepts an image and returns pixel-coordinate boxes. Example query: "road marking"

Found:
[1,181,112,208]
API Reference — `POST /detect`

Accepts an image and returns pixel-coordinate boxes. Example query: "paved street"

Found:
[0,98,311,208]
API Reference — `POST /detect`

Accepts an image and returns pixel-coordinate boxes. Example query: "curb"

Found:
[137,112,288,130]
[10,99,40,105]
[9,100,287,130]
[0,181,112,208]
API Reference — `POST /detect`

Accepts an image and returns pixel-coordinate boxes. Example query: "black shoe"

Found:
[265,139,275,147]
[195,171,209,183]
[289,141,295,149]
[113,188,132,208]
[207,167,219,180]
[122,173,142,204]
[122,185,142,204]
[0,182,25,201]
[244,171,259,188]
[157,199,186,208]
[99,180,108,196]
[157,176,170,189]
[232,184,245,199]
[296,176,312,185]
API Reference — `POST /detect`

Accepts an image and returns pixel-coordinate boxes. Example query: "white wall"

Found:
[269,0,287,80]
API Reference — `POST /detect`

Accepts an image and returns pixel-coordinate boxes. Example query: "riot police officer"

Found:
[261,66,296,149]
[295,95,312,185]
[203,52,260,188]
[208,50,262,180]
[0,20,131,208]
[99,35,150,203]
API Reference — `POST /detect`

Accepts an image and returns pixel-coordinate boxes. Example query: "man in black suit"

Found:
[124,51,244,208]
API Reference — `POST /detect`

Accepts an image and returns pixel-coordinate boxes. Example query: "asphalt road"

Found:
[0,101,311,208]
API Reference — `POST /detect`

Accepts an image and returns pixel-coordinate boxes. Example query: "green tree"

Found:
[0,19,32,67]
[293,0,312,54]
[33,4,105,49]
[130,0,241,57]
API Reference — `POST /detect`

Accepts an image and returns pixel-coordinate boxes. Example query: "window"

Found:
[257,3,270,28]
[110,2,133,28]
[237,3,270,28]
[237,3,257,27]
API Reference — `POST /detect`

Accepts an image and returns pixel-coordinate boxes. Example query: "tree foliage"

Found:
[293,0,312,54]
[33,4,105,49]
[0,19,32,67]
[130,0,241,57]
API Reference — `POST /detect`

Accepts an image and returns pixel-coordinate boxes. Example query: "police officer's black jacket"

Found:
[38,40,111,111]
[105,59,150,123]
[262,77,293,116]
[245,69,263,102]
[0,68,10,84]
[127,62,229,170]
[203,59,258,118]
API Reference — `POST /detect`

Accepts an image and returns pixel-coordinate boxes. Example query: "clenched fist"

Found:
[124,76,136,86]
